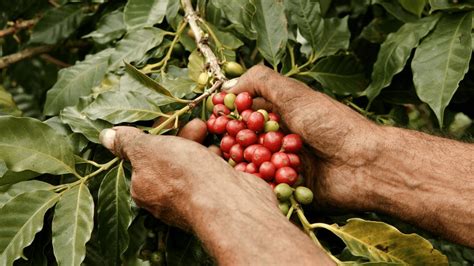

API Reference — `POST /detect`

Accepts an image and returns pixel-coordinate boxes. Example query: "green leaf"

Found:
[124,62,175,98]
[159,66,198,99]
[166,0,180,26]
[412,12,472,127]
[83,10,126,44]
[52,183,94,266]
[122,216,148,263]
[60,97,113,143]
[108,28,166,70]
[207,23,244,50]
[365,15,440,102]
[0,180,52,209]
[307,55,367,95]
[252,0,288,67]
[188,50,205,82]
[0,160,6,178]
[44,116,89,154]
[30,5,87,44]
[399,0,426,17]
[83,90,172,124]
[0,170,39,186]
[314,219,448,265]
[0,116,76,175]
[0,85,21,116]
[374,0,419,23]
[211,0,256,39]
[0,190,60,265]
[166,227,211,265]
[429,0,474,12]
[43,48,113,116]
[97,163,133,264]
[124,0,169,29]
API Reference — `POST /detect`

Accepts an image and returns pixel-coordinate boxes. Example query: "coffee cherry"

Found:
[212,91,227,105]
[271,152,290,168]
[228,158,237,167]
[206,117,216,134]
[206,95,214,112]
[213,116,230,134]
[278,201,290,216]
[224,93,236,110]
[223,61,244,78]
[235,92,253,112]
[150,251,164,264]
[220,135,236,153]
[247,112,265,132]
[287,153,301,168]
[245,162,258,174]
[282,134,303,153]
[257,109,269,121]
[275,167,298,185]
[234,162,248,172]
[223,152,230,159]
[197,72,209,87]
[213,104,230,116]
[240,109,253,122]
[226,120,246,136]
[236,129,258,147]
[294,186,313,205]
[259,161,276,181]
[264,121,279,132]
[274,183,293,201]
[229,144,244,162]
[263,131,283,152]
[243,144,260,162]
[252,146,272,166]
[268,112,281,122]
[258,133,266,145]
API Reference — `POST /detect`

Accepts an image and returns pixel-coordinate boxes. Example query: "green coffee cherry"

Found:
[197,72,209,87]
[294,186,313,205]
[274,183,293,202]
[257,109,269,122]
[278,201,290,215]
[228,158,237,167]
[224,93,236,110]
[206,94,215,112]
[223,61,244,78]
[264,120,279,132]
[150,251,164,265]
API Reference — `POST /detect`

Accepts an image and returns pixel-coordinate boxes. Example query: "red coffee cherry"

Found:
[223,152,230,160]
[252,146,272,166]
[287,153,301,168]
[213,104,230,116]
[268,112,280,123]
[235,92,253,112]
[213,116,230,134]
[245,162,258,174]
[229,144,244,163]
[263,131,283,152]
[220,135,236,153]
[244,144,261,162]
[236,129,258,147]
[259,161,276,181]
[271,152,290,169]
[234,162,248,172]
[240,109,253,122]
[226,120,246,137]
[206,117,216,134]
[275,167,298,185]
[282,134,303,153]
[247,112,265,132]
[212,91,227,105]
[258,133,266,145]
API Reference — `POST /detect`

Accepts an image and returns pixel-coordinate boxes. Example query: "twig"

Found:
[0,45,55,69]
[40,54,71,68]
[0,18,38,38]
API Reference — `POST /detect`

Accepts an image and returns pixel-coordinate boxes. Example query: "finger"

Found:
[100,126,144,160]
[178,118,208,143]
[252,97,273,111]
[225,65,274,97]
[208,145,222,157]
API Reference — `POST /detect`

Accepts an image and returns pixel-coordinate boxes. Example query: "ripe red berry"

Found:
[240,109,253,122]
[223,152,230,159]
[263,131,283,152]
[243,144,261,162]
[282,134,303,153]
[220,135,236,153]
[268,112,280,123]
[258,133,266,145]
[275,167,298,185]
[234,162,247,172]
[236,129,258,147]
[212,91,227,105]
[259,161,276,181]
[287,153,301,168]
[213,104,230,116]
[213,116,230,134]
[247,112,265,132]
[206,117,216,134]
[229,144,244,163]
[226,120,246,136]
[271,152,290,168]
[235,92,253,112]
[252,146,272,166]
[245,162,258,174]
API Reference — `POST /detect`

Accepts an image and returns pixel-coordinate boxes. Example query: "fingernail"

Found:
[99,129,116,150]
[222,78,239,90]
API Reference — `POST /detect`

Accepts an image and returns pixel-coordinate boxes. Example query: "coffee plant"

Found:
[1,0,473,265]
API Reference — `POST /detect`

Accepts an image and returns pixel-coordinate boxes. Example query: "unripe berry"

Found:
[257,109,269,121]
[206,95,214,112]
[274,183,293,201]
[224,93,236,110]
[278,201,290,216]
[264,120,279,132]
[294,186,313,205]
[223,61,244,78]
[228,158,237,167]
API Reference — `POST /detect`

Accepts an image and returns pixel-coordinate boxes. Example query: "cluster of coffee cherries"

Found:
[206,91,314,214]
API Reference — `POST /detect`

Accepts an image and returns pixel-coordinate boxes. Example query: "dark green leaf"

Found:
[211,0,256,39]
[399,0,426,17]
[0,191,60,265]
[83,10,126,44]
[122,215,148,263]
[159,66,198,99]
[166,0,180,26]
[0,160,6,178]
[0,116,76,175]
[0,180,52,208]
[412,12,472,126]
[207,23,244,50]
[97,163,133,264]
[44,116,89,154]
[374,0,419,23]
[124,0,169,30]
[43,48,113,116]
[30,5,87,44]
[124,62,175,98]
[0,170,39,186]
[252,0,288,67]
[429,0,474,12]
[365,15,440,102]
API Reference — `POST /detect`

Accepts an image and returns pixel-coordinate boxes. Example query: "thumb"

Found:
[100,126,144,160]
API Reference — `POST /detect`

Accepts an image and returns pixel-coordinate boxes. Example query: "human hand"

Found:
[227,65,384,211]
